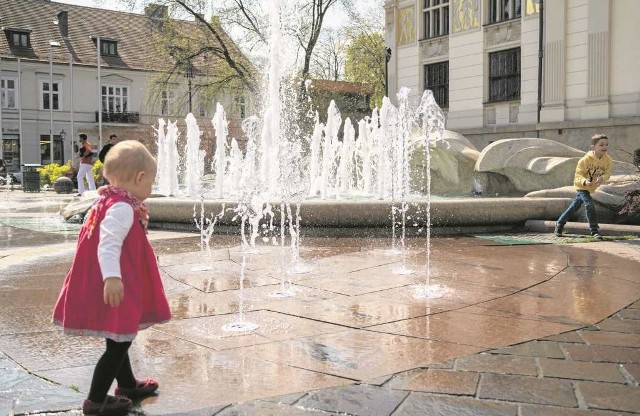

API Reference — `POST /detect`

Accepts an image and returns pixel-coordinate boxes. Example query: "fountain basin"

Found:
[145,196,571,234]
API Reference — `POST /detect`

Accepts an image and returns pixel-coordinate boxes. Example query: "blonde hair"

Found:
[103,140,156,183]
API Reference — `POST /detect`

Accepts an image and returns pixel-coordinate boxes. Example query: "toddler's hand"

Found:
[104,277,124,307]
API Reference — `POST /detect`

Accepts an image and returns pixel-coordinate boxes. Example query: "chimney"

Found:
[145,4,168,21]
[57,11,68,38]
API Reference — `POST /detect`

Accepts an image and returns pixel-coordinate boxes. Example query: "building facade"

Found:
[0,0,254,174]
[384,0,640,165]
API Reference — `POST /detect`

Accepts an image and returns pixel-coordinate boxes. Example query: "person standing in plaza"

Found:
[53,140,170,415]
[98,134,119,185]
[76,133,96,196]
[554,133,613,240]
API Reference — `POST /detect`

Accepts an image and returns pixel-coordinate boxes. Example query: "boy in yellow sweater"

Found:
[554,134,613,240]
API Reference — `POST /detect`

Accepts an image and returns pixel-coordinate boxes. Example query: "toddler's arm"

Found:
[98,202,134,307]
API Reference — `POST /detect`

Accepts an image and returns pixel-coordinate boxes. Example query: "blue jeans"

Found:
[557,190,599,234]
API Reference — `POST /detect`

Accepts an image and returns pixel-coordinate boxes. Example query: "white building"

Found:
[384,0,640,165]
[0,0,254,174]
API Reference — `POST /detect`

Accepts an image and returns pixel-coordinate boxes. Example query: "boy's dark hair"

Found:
[591,133,608,145]
[109,134,117,139]
[79,133,88,141]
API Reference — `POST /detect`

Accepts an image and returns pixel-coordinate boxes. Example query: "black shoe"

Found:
[554,225,563,237]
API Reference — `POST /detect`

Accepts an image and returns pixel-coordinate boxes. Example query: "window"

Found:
[41,81,61,110]
[423,0,449,39]
[424,61,449,108]
[198,101,206,117]
[488,0,522,24]
[488,47,520,102]
[161,90,174,116]
[100,40,118,56]
[1,78,17,109]
[101,85,129,113]
[7,30,30,48]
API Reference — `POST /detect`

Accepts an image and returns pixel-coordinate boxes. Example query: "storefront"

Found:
[1,134,20,172]
[39,135,65,166]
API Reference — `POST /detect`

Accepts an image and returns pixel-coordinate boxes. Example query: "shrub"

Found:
[618,189,640,218]
[92,160,104,183]
[38,161,72,186]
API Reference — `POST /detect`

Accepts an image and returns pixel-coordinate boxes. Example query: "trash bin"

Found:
[22,164,42,193]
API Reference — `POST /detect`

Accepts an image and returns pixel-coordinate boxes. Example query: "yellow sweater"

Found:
[573,151,613,193]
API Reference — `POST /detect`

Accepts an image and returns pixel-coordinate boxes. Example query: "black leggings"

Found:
[87,338,137,402]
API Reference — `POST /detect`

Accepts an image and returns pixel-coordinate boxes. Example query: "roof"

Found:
[308,79,374,95]
[0,0,253,76]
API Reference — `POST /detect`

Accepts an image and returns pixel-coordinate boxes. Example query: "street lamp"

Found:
[185,59,194,114]
[384,47,392,98]
[49,40,61,164]
[59,129,66,162]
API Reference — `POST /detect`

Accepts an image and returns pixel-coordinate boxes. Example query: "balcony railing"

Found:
[95,111,140,123]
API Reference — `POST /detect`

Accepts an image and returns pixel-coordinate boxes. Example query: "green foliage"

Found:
[37,162,71,186]
[344,32,385,109]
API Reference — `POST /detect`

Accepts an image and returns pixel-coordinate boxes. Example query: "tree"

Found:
[344,32,385,108]
[310,29,346,81]
[342,0,385,108]
[120,0,259,97]
[212,0,344,97]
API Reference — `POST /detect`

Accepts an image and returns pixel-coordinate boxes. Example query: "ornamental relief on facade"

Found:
[420,37,449,61]
[452,0,480,33]
[396,6,416,46]
[484,20,521,48]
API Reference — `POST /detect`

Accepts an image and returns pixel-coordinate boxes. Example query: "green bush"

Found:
[38,161,72,186]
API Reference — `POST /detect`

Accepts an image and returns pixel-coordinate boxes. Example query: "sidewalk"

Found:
[0,189,638,415]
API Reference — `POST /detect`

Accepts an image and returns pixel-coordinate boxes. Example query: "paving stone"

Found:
[519,404,637,416]
[629,300,640,310]
[478,373,577,407]
[538,358,626,383]
[490,340,566,359]
[622,363,640,384]
[261,392,307,405]
[391,391,517,416]
[562,344,640,363]
[296,384,408,416]
[579,330,640,348]
[577,381,640,413]
[386,368,479,395]
[428,360,454,369]
[455,353,537,376]
[617,308,640,320]
[541,331,585,343]
[216,400,332,415]
[596,318,640,334]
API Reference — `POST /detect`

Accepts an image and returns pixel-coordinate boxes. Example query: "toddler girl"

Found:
[53,140,171,415]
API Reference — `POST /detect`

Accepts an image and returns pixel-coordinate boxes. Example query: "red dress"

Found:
[53,192,171,341]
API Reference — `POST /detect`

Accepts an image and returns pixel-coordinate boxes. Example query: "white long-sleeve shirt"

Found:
[98,202,134,280]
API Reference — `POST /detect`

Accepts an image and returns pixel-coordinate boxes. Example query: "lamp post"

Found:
[384,47,392,98]
[59,129,66,162]
[536,0,544,137]
[185,59,194,114]
[49,40,61,164]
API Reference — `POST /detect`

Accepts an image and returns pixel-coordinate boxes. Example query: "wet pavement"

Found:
[0,189,639,415]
